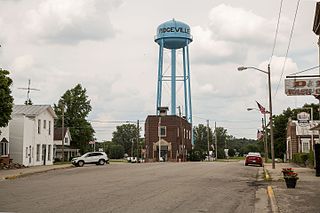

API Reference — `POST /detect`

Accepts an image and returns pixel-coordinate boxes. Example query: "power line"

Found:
[269,0,284,65]
[287,65,320,75]
[89,119,145,124]
[274,0,301,97]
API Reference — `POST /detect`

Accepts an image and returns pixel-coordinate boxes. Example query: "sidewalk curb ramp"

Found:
[264,167,279,213]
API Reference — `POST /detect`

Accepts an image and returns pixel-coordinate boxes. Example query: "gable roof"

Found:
[54,127,71,141]
[13,105,57,119]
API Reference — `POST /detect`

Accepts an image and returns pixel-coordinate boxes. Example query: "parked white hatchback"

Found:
[72,152,109,167]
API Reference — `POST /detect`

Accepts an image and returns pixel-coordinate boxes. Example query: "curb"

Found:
[1,165,73,180]
[264,168,279,213]
[264,168,271,181]
[267,186,279,213]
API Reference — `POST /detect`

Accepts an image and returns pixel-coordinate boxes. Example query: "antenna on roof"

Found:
[18,79,40,105]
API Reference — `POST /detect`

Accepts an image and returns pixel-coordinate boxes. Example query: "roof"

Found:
[13,105,57,119]
[54,127,69,140]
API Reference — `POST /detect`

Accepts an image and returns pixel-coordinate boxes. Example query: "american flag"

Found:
[256,101,266,114]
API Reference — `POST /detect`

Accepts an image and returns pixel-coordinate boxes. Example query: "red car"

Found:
[245,152,263,167]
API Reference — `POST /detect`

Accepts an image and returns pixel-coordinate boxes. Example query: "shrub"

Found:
[308,151,314,168]
[292,153,309,166]
[188,149,206,161]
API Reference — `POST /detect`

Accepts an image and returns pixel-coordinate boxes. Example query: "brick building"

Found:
[286,115,319,161]
[144,109,192,162]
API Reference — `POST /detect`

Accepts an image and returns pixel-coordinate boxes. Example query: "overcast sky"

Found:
[0,0,319,141]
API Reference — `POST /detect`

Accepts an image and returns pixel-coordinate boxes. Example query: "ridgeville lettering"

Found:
[159,27,190,34]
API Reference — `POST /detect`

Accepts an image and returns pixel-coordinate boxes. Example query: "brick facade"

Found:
[145,115,192,162]
[286,119,319,160]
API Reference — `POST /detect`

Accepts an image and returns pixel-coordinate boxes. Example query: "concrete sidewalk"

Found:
[0,164,73,180]
[264,163,320,213]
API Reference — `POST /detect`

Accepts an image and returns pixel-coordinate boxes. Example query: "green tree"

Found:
[215,127,228,158]
[112,124,140,155]
[273,107,295,159]
[0,69,13,128]
[193,124,214,155]
[54,84,94,153]
[228,148,235,157]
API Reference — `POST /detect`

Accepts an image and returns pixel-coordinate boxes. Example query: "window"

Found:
[43,120,46,129]
[38,119,41,134]
[302,139,310,153]
[65,137,68,144]
[26,147,28,158]
[48,145,51,161]
[36,144,40,161]
[0,141,8,156]
[48,121,51,135]
[159,126,166,137]
[177,127,179,137]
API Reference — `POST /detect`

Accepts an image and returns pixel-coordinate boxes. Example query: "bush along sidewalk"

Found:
[292,152,315,168]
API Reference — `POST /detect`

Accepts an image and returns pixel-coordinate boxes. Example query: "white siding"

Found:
[33,110,54,165]
[9,107,55,166]
[9,115,25,164]
[22,117,35,166]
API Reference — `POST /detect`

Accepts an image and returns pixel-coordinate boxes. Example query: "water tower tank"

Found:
[155,19,193,49]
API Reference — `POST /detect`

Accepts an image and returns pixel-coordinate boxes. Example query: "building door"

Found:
[158,145,168,161]
[42,145,47,165]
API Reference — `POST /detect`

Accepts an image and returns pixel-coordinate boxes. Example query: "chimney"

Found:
[158,107,169,116]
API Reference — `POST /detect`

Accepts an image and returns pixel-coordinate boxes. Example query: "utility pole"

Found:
[61,102,65,162]
[262,116,268,163]
[158,117,161,162]
[215,122,218,160]
[207,120,210,161]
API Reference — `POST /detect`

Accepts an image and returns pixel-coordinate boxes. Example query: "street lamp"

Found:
[247,107,268,163]
[238,64,275,169]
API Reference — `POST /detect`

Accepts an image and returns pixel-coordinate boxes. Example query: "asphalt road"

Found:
[0,161,262,213]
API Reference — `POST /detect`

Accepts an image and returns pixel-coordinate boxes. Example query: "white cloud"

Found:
[208,4,274,44]
[191,4,292,65]
[25,0,120,44]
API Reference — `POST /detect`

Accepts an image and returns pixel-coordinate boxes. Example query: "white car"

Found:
[72,152,109,167]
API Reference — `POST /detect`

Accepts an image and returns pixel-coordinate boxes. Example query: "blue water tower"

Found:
[155,19,193,124]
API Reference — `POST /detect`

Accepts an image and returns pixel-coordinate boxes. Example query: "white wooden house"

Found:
[0,126,10,165]
[9,105,57,166]
[53,127,79,161]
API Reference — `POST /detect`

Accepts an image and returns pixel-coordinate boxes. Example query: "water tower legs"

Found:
[171,49,176,115]
[156,40,164,115]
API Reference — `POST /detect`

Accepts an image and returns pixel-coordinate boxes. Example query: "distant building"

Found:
[0,126,10,165]
[53,127,79,161]
[9,105,57,166]
[286,113,319,161]
[144,108,192,162]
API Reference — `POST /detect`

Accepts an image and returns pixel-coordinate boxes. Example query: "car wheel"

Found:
[98,159,105,165]
[78,161,84,167]
[245,163,248,166]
